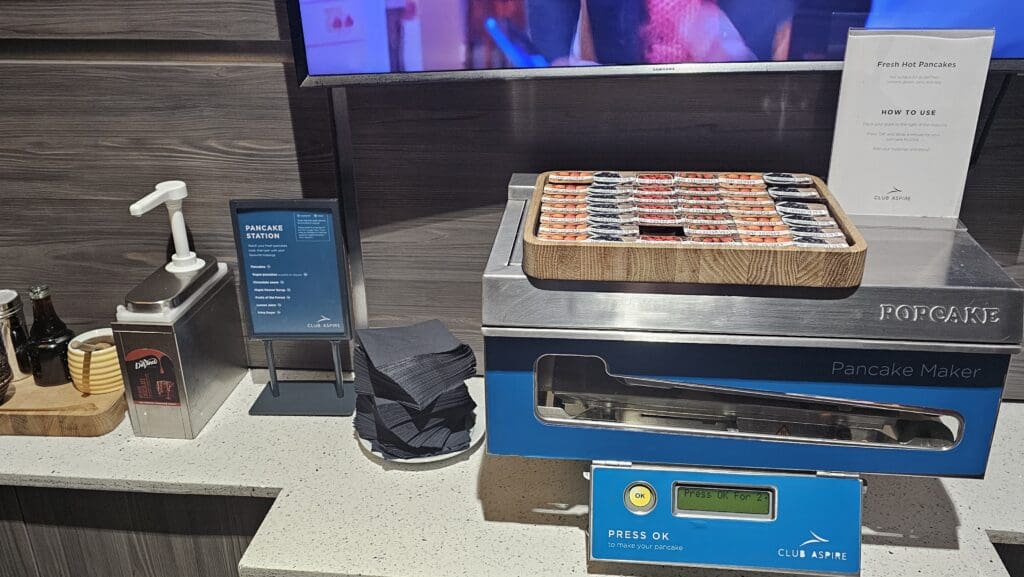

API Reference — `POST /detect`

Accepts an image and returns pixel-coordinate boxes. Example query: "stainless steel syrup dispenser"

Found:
[112,181,247,438]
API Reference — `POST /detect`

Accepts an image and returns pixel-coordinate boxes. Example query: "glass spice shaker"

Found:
[0,344,11,400]
[0,289,31,382]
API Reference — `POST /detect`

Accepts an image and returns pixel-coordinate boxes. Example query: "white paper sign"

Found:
[828,29,994,219]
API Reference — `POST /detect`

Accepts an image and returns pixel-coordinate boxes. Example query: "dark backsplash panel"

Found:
[347,72,1024,390]
[1,0,1020,390]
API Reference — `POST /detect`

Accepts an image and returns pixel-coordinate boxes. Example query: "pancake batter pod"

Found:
[592,171,635,185]
[682,204,730,215]
[537,232,590,241]
[689,234,740,245]
[676,185,718,196]
[638,212,686,226]
[589,183,636,195]
[544,183,590,194]
[635,185,677,196]
[638,234,688,243]
[588,212,638,225]
[775,202,830,217]
[542,193,588,204]
[636,172,676,185]
[547,170,594,184]
[588,223,640,237]
[787,226,845,238]
[740,234,794,246]
[763,172,815,186]
[588,235,637,243]
[734,215,791,236]
[794,236,850,247]
[635,193,680,205]
[676,172,718,185]
[587,201,637,214]
[679,195,727,205]
[769,187,822,201]
[789,225,849,248]
[723,195,774,206]
[727,204,779,216]
[540,212,589,224]
[685,213,735,225]
[781,214,838,228]
[718,172,765,185]
[636,203,681,213]
[539,223,589,235]
[719,188,770,198]
[685,223,738,236]
[541,204,589,216]
[587,192,634,204]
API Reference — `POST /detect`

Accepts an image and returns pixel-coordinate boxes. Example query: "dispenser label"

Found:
[231,203,350,338]
[124,348,180,406]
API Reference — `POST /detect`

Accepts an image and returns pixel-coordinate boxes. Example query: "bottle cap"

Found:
[0,290,22,316]
[29,285,51,300]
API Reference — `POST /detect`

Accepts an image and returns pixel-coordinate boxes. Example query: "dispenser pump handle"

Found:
[130,181,206,274]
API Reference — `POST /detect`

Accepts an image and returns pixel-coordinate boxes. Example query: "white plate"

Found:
[357,379,486,465]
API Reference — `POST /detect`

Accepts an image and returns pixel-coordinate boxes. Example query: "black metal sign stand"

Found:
[230,199,359,418]
[248,339,355,416]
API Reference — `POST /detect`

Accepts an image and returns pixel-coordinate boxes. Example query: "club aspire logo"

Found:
[307,314,342,330]
[778,531,850,562]
[800,531,830,547]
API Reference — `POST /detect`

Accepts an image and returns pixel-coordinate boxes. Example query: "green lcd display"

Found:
[674,484,773,517]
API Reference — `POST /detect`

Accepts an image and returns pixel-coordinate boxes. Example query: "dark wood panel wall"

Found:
[1,2,1023,397]
[0,0,339,369]
[347,72,1024,397]
[0,1,285,39]
[0,487,38,577]
[0,486,271,577]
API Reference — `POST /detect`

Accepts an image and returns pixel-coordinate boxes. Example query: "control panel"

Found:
[590,464,862,575]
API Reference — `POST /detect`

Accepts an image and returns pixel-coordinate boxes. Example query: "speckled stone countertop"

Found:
[0,372,1022,577]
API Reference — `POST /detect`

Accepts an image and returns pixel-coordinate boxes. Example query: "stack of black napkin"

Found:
[354,320,477,459]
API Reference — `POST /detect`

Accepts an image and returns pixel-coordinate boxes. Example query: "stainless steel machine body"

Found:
[481,174,1023,476]
[113,256,247,439]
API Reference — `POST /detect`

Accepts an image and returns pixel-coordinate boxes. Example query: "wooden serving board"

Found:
[522,172,867,287]
[0,379,126,437]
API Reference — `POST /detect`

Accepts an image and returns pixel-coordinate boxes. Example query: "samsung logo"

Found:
[879,304,1000,324]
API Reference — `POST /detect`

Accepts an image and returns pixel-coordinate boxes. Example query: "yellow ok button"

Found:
[625,483,656,513]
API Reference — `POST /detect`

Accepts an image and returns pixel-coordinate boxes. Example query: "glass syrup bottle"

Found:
[27,285,75,386]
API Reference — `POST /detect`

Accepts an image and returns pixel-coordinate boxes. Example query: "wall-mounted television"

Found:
[289,0,1024,85]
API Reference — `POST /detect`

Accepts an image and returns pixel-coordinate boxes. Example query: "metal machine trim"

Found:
[484,326,1020,355]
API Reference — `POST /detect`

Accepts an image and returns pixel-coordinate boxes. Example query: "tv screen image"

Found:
[296,0,1024,79]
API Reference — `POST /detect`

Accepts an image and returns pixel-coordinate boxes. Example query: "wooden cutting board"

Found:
[0,379,126,437]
